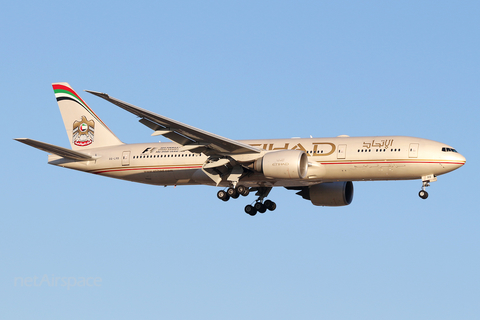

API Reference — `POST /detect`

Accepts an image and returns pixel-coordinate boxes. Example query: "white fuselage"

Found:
[48,136,466,188]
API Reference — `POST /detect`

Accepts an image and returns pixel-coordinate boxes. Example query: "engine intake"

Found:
[254,150,308,179]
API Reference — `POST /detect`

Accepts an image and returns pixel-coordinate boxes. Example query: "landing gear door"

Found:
[337,144,347,159]
[122,151,131,166]
[409,143,419,158]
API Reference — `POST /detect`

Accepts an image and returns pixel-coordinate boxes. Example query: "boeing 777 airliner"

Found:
[16,83,466,215]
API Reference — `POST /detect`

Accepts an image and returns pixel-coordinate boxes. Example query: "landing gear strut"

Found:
[418,175,437,200]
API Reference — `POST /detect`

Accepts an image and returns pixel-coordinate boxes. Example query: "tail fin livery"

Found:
[53,82,123,150]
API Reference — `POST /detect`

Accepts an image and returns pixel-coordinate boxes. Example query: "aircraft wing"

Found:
[85,90,262,155]
[15,138,94,161]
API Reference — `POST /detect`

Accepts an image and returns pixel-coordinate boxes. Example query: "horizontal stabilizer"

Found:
[15,138,94,161]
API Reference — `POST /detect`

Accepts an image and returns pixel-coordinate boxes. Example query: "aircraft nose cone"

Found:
[454,153,466,168]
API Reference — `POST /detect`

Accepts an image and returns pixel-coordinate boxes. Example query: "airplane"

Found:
[16,82,466,215]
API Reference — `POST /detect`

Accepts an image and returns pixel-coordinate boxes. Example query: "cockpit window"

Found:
[442,147,458,153]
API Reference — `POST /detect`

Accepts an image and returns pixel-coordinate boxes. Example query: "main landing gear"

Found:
[244,200,276,216]
[217,185,249,201]
[217,185,277,216]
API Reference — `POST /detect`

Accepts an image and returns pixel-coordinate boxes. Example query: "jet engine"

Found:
[253,150,308,179]
[293,181,354,206]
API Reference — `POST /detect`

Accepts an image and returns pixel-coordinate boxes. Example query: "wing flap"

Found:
[85,90,261,155]
[15,138,94,161]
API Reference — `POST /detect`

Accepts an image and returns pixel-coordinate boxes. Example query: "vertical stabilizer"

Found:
[53,82,123,150]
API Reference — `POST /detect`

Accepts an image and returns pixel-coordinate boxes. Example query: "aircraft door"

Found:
[409,143,419,158]
[337,144,347,159]
[122,151,131,166]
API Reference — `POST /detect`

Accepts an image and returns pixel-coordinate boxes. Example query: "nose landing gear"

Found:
[418,181,430,199]
[418,175,437,199]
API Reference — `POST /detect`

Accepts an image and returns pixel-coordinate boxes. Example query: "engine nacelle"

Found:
[254,150,308,179]
[309,181,354,206]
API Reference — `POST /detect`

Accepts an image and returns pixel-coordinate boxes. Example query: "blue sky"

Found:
[1,1,478,319]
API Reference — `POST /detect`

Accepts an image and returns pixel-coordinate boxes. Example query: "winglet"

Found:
[84,90,109,99]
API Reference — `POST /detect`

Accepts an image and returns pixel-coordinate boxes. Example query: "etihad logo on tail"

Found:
[73,116,95,146]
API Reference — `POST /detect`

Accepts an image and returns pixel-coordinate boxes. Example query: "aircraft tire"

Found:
[227,187,238,198]
[236,185,247,196]
[217,190,229,201]
[264,200,276,211]
[419,190,428,199]
[254,202,267,213]
[245,205,257,216]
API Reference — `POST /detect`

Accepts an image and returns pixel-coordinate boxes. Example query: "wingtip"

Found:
[85,90,109,98]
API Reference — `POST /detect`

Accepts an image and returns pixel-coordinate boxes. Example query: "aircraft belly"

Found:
[319,161,450,181]
[94,167,204,186]
[151,168,200,185]
[98,162,453,186]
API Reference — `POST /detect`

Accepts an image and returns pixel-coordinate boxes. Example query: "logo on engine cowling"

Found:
[272,159,289,166]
